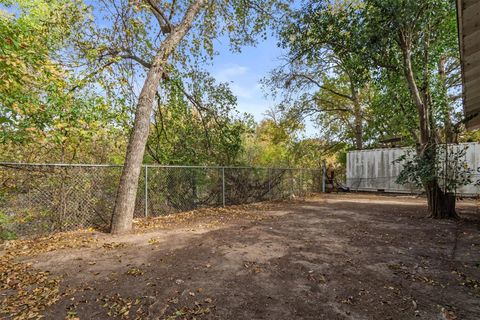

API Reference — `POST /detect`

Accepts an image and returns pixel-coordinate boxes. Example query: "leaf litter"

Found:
[0,200,285,319]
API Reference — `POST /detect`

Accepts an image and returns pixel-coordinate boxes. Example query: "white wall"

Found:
[346,142,480,195]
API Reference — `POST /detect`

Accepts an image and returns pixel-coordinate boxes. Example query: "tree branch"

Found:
[145,0,173,34]
[288,73,353,100]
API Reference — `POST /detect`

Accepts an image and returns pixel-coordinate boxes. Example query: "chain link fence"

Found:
[0,163,323,237]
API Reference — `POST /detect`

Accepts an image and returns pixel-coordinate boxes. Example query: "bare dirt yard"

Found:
[1,193,480,320]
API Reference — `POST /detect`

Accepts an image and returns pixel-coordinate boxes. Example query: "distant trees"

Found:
[241,111,341,168]
[0,0,126,164]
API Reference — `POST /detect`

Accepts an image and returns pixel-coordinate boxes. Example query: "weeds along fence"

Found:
[0,163,323,237]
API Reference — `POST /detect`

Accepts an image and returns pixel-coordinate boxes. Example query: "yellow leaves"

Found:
[54,122,68,130]
[148,237,160,245]
[0,256,61,319]
[11,102,21,113]
[102,242,128,250]
[4,230,98,257]
[0,230,97,318]
[25,127,39,133]
[100,293,137,319]
[126,267,144,277]
[133,202,278,232]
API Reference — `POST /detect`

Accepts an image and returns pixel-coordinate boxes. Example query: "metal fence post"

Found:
[300,169,304,195]
[144,165,148,217]
[222,167,225,207]
[322,161,326,193]
[268,168,271,199]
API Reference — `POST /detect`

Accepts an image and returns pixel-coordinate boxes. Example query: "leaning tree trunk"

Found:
[111,0,206,234]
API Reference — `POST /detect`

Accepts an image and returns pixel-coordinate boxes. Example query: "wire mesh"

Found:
[0,164,121,236]
[0,163,322,237]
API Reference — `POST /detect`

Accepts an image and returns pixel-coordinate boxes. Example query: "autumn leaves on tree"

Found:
[1,0,471,231]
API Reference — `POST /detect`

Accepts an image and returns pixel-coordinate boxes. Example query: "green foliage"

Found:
[360,0,461,138]
[240,114,332,168]
[264,0,379,150]
[0,0,128,163]
[395,145,474,193]
[146,71,248,165]
[269,0,462,151]
[0,212,17,240]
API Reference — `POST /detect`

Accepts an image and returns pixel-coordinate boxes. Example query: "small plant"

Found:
[0,211,17,240]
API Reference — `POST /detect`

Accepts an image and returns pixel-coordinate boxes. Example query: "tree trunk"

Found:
[420,142,458,219]
[438,57,456,143]
[399,34,458,219]
[425,180,458,219]
[353,95,363,150]
[111,0,206,234]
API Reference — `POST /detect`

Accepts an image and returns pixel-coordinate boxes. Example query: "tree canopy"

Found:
[0,0,477,225]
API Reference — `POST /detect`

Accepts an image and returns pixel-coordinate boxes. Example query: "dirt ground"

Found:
[1,193,480,319]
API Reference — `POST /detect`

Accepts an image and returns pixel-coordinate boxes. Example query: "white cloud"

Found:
[230,83,258,99]
[213,64,275,121]
[215,64,248,82]
[214,64,260,99]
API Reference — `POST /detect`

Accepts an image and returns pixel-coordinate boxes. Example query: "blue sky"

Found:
[206,36,318,137]
[206,36,284,121]
[3,1,316,134]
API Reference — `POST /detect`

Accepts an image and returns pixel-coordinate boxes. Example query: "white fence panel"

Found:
[347,142,480,196]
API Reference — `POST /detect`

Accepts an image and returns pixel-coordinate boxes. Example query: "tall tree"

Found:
[75,0,289,233]
[362,0,462,218]
[273,0,463,218]
[266,0,370,150]
[110,0,207,234]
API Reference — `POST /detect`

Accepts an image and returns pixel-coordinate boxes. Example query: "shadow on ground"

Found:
[8,194,480,319]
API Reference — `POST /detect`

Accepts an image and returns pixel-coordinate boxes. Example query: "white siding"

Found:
[346,142,480,195]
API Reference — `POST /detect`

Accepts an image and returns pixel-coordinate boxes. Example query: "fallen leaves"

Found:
[162,293,215,320]
[165,305,212,320]
[148,237,160,245]
[451,269,480,292]
[440,307,457,320]
[0,230,98,319]
[340,296,355,305]
[0,197,285,319]
[102,242,128,250]
[99,293,141,318]
[126,267,145,277]
[0,257,61,319]
[2,230,97,258]
[387,262,438,285]
[307,270,326,283]
[243,261,264,274]
[133,201,280,232]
